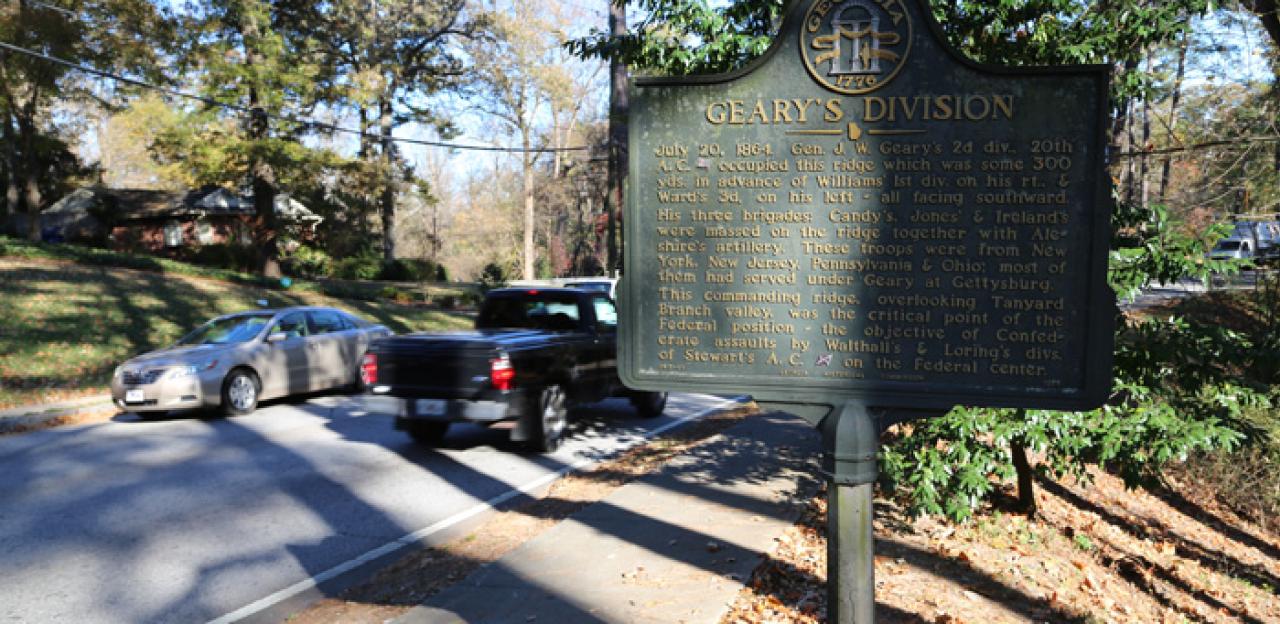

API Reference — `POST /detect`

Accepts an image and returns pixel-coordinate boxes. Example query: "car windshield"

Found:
[1214,240,1242,251]
[176,314,274,346]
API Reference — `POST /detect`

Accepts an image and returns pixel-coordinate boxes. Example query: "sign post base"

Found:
[820,402,879,624]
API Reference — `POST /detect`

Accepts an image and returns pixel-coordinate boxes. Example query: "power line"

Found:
[1112,135,1280,158]
[0,39,592,154]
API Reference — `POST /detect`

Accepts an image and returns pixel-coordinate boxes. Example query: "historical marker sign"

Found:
[619,0,1114,411]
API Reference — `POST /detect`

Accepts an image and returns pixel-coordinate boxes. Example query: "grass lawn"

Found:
[0,257,473,409]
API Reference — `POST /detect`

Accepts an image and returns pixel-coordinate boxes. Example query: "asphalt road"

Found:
[0,392,739,624]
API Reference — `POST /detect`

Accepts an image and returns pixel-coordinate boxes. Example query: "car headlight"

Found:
[112,365,123,380]
[165,360,217,379]
[165,365,199,379]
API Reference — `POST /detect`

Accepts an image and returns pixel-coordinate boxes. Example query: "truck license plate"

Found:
[415,399,446,416]
[125,389,145,403]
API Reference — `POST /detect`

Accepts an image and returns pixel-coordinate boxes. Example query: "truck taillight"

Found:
[361,353,378,386]
[490,355,514,391]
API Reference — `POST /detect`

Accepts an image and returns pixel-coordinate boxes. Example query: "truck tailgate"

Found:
[373,333,499,398]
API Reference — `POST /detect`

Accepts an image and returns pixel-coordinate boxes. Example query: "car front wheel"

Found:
[221,369,260,416]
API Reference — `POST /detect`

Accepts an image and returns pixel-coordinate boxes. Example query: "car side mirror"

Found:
[267,332,288,343]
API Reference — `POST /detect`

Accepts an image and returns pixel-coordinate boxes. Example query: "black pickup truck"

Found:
[362,287,667,451]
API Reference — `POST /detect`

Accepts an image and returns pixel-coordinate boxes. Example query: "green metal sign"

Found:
[619,0,1114,411]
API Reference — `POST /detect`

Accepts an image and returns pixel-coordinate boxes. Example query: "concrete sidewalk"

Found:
[396,411,822,624]
[0,394,115,434]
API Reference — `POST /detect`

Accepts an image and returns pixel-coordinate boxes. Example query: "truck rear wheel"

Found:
[528,384,567,452]
[406,421,450,445]
[630,391,668,419]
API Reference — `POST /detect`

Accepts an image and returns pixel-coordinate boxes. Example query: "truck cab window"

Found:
[477,294,581,331]
[592,296,617,332]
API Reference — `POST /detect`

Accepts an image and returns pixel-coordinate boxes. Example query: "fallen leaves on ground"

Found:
[722,465,1280,623]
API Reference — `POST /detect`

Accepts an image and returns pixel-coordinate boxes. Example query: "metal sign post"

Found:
[822,402,878,624]
[619,0,1115,620]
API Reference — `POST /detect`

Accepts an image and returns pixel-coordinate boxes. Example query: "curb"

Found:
[0,395,117,434]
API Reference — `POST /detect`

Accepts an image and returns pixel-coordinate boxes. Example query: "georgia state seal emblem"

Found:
[800,0,912,95]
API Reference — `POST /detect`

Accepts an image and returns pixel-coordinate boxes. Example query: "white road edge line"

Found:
[207,395,746,624]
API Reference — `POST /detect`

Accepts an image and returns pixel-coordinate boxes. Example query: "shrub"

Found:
[332,255,382,281]
[460,289,484,308]
[477,262,508,293]
[183,244,258,273]
[281,245,332,279]
[377,259,414,281]
[1172,444,1279,534]
[379,258,445,282]
[377,285,413,303]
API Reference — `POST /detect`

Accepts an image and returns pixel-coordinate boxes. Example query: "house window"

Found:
[163,220,184,247]
[196,220,214,245]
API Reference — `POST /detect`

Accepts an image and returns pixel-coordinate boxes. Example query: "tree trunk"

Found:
[1109,59,1137,202]
[360,106,373,245]
[1249,0,1280,50]
[242,11,280,277]
[1140,52,1151,210]
[1159,31,1187,201]
[380,98,397,264]
[606,0,628,276]
[17,102,39,242]
[1010,438,1037,517]
[1,109,18,224]
[23,169,40,241]
[1124,98,1136,207]
[249,103,280,277]
[522,127,536,280]
[552,118,563,180]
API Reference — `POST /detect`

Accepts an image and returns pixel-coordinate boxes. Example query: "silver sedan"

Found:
[110,306,392,417]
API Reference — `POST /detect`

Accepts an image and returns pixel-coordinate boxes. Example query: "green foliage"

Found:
[567,0,784,76]
[379,258,446,282]
[0,0,174,228]
[477,262,509,293]
[459,288,485,308]
[881,379,1253,521]
[332,254,383,281]
[1109,203,1238,301]
[376,285,412,303]
[280,244,332,279]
